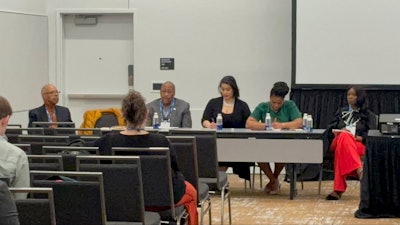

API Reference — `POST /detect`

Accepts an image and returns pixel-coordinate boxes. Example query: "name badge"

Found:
[160,121,171,129]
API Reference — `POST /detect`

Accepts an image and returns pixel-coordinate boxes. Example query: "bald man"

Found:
[28,84,74,128]
[146,81,192,128]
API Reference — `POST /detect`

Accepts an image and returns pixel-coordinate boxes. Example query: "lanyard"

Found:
[45,108,56,122]
[342,106,360,126]
[159,98,175,122]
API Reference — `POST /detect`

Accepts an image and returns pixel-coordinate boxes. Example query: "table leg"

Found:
[289,163,298,200]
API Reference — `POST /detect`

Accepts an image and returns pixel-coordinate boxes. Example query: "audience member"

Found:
[147,81,192,128]
[0,180,20,224]
[0,96,30,199]
[94,90,198,225]
[28,84,74,128]
[246,81,302,194]
[324,86,372,200]
[202,75,253,181]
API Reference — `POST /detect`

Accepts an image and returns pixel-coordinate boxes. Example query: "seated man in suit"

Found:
[28,84,74,129]
[147,81,192,128]
[0,96,30,199]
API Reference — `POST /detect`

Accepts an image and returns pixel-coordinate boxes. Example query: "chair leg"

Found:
[220,186,231,225]
[200,197,211,225]
[259,167,263,189]
[318,163,323,195]
[252,164,256,192]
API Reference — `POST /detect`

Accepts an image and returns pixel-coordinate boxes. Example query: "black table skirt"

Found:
[355,134,400,218]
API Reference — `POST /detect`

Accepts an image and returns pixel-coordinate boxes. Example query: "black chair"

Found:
[18,134,70,145]
[30,170,107,225]
[112,147,188,225]
[169,129,231,225]
[41,146,99,171]
[76,155,161,225]
[9,187,56,225]
[6,127,44,143]
[14,143,32,154]
[53,127,103,136]
[28,155,64,171]
[95,113,119,128]
[166,135,212,225]
[0,180,19,225]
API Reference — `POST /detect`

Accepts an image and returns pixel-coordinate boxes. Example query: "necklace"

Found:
[223,99,235,107]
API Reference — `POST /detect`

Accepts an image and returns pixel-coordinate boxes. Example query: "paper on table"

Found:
[332,129,354,136]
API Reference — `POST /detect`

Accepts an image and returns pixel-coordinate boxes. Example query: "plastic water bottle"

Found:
[216,113,223,130]
[153,112,159,129]
[265,113,271,130]
[302,113,308,130]
[306,114,313,132]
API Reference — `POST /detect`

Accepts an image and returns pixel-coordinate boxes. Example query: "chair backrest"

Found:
[42,146,99,171]
[30,170,107,225]
[32,122,76,128]
[166,136,200,196]
[95,113,119,128]
[14,143,31,154]
[76,155,145,222]
[9,187,56,225]
[6,128,44,143]
[28,155,64,171]
[368,110,379,130]
[0,180,19,225]
[111,147,176,215]
[18,135,70,146]
[169,129,219,180]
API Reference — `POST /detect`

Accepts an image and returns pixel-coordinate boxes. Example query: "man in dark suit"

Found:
[28,84,74,128]
[146,81,192,128]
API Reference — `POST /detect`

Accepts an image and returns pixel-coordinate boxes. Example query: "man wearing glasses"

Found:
[28,84,74,128]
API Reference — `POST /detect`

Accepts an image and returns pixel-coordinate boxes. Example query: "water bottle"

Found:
[153,112,159,129]
[302,113,308,130]
[265,113,272,130]
[216,113,223,130]
[306,114,313,132]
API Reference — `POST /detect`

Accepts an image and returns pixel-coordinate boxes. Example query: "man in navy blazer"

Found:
[146,81,192,128]
[28,84,74,128]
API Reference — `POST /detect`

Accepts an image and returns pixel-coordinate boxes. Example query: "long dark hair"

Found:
[348,85,367,112]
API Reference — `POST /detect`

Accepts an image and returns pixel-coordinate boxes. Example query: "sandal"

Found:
[269,181,281,195]
[326,191,342,200]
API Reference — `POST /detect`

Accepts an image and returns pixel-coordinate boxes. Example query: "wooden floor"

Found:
[202,174,400,225]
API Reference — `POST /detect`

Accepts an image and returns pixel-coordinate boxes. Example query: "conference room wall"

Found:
[8,0,292,128]
[0,0,46,14]
[1,1,47,128]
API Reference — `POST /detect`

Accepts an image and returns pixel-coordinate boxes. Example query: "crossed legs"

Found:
[258,162,285,194]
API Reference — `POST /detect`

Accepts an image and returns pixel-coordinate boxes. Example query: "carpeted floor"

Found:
[203,174,400,225]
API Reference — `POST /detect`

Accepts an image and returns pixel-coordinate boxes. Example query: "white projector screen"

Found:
[293,0,400,88]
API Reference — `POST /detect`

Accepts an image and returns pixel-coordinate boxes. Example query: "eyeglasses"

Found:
[44,90,61,95]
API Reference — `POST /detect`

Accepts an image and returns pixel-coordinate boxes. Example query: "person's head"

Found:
[41,84,60,106]
[269,81,289,112]
[0,96,12,131]
[219,75,240,99]
[347,85,367,110]
[160,81,175,106]
[121,90,147,129]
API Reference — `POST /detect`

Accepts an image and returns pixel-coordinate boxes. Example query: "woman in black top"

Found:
[201,75,253,181]
[94,90,198,225]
